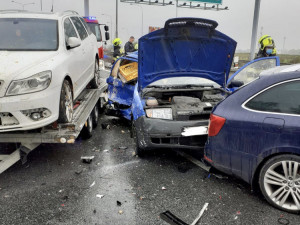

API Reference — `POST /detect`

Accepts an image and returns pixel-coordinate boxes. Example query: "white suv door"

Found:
[63,17,85,98]
[70,16,94,92]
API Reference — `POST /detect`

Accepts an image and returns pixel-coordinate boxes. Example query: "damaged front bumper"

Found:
[134,116,208,150]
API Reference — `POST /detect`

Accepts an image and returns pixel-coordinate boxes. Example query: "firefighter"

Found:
[112,38,123,64]
[256,35,277,58]
[124,36,135,54]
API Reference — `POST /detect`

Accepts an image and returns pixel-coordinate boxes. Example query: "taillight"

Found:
[208,114,226,137]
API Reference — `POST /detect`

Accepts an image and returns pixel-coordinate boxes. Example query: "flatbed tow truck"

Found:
[0,76,108,174]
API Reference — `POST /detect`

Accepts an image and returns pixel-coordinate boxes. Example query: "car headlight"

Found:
[145,108,173,120]
[6,71,52,96]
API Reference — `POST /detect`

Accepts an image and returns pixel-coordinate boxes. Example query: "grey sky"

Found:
[1,0,299,51]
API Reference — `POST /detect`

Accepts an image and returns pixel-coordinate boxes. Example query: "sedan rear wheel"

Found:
[259,154,300,213]
[58,80,73,123]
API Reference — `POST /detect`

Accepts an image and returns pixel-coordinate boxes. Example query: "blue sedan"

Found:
[205,65,300,213]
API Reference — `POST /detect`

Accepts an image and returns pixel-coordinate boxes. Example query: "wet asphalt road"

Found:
[0,114,299,225]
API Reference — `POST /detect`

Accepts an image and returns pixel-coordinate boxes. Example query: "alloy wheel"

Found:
[263,160,300,211]
[64,83,73,122]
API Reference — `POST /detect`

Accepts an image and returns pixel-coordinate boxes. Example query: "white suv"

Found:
[0,10,100,132]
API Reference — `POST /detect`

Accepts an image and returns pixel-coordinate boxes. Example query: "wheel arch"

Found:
[63,75,74,97]
[251,148,300,192]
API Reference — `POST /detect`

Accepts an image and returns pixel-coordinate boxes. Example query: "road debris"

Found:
[160,203,209,225]
[191,203,209,225]
[117,201,122,206]
[119,146,128,150]
[96,194,104,199]
[81,156,95,164]
[278,218,290,225]
[101,123,110,129]
[75,168,83,175]
[118,210,123,215]
[103,149,109,152]
[90,181,96,188]
[162,187,167,190]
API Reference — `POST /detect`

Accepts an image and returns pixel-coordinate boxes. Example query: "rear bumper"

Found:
[134,116,208,150]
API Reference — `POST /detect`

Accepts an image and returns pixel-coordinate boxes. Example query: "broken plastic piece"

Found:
[81,156,95,164]
[101,123,111,129]
[90,181,96,188]
[160,211,188,225]
[96,194,104,199]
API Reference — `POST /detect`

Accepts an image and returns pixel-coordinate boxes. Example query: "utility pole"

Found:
[283,37,286,54]
[250,0,261,60]
[116,0,119,38]
[84,0,89,16]
[176,0,178,17]
[40,0,42,11]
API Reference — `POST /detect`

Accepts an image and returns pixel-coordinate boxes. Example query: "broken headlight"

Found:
[146,108,173,120]
[6,71,52,96]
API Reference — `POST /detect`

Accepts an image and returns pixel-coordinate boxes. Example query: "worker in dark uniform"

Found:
[124,36,135,55]
[256,35,277,58]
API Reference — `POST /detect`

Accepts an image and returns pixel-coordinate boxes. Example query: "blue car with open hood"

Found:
[106,18,280,155]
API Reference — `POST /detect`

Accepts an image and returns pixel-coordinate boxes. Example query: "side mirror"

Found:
[67,37,81,49]
[105,32,110,41]
[227,80,244,89]
[104,25,109,31]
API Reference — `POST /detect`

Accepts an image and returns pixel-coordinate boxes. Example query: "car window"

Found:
[86,23,102,41]
[0,18,58,51]
[245,80,300,115]
[64,18,78,47]
[231,58,277,85]
[79,17,92,35]
[70,17,88,40]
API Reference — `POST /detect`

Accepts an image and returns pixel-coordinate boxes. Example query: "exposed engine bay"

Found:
[143,87,225,121]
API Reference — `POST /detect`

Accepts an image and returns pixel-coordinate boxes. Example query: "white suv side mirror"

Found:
[67,37,81,49]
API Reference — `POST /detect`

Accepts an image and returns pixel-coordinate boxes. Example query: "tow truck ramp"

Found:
[0,81,107,174]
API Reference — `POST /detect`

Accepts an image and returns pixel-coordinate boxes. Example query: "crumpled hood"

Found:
[0,51,58,81]
[138,18,237,90]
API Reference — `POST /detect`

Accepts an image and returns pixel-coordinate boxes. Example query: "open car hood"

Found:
[138,18,237,90]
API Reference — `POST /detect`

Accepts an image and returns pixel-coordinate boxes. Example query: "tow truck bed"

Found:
[0,79,107,174]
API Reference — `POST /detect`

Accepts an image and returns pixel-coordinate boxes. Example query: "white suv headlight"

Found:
[6,71,52,96]
[146,108,173,120]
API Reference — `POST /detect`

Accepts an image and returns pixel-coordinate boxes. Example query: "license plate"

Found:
[181,126,208,137]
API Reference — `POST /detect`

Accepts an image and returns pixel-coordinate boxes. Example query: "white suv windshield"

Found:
[0,18,58,51]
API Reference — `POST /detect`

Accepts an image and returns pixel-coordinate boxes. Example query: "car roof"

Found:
[0,10,80,20]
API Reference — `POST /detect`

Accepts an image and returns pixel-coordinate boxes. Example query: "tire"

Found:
[81,114,93,139]
[58,80,73,123]
[259,154,300,213]
[90,58,101,89]
[132,122,146,157]
[92,105,99,128]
